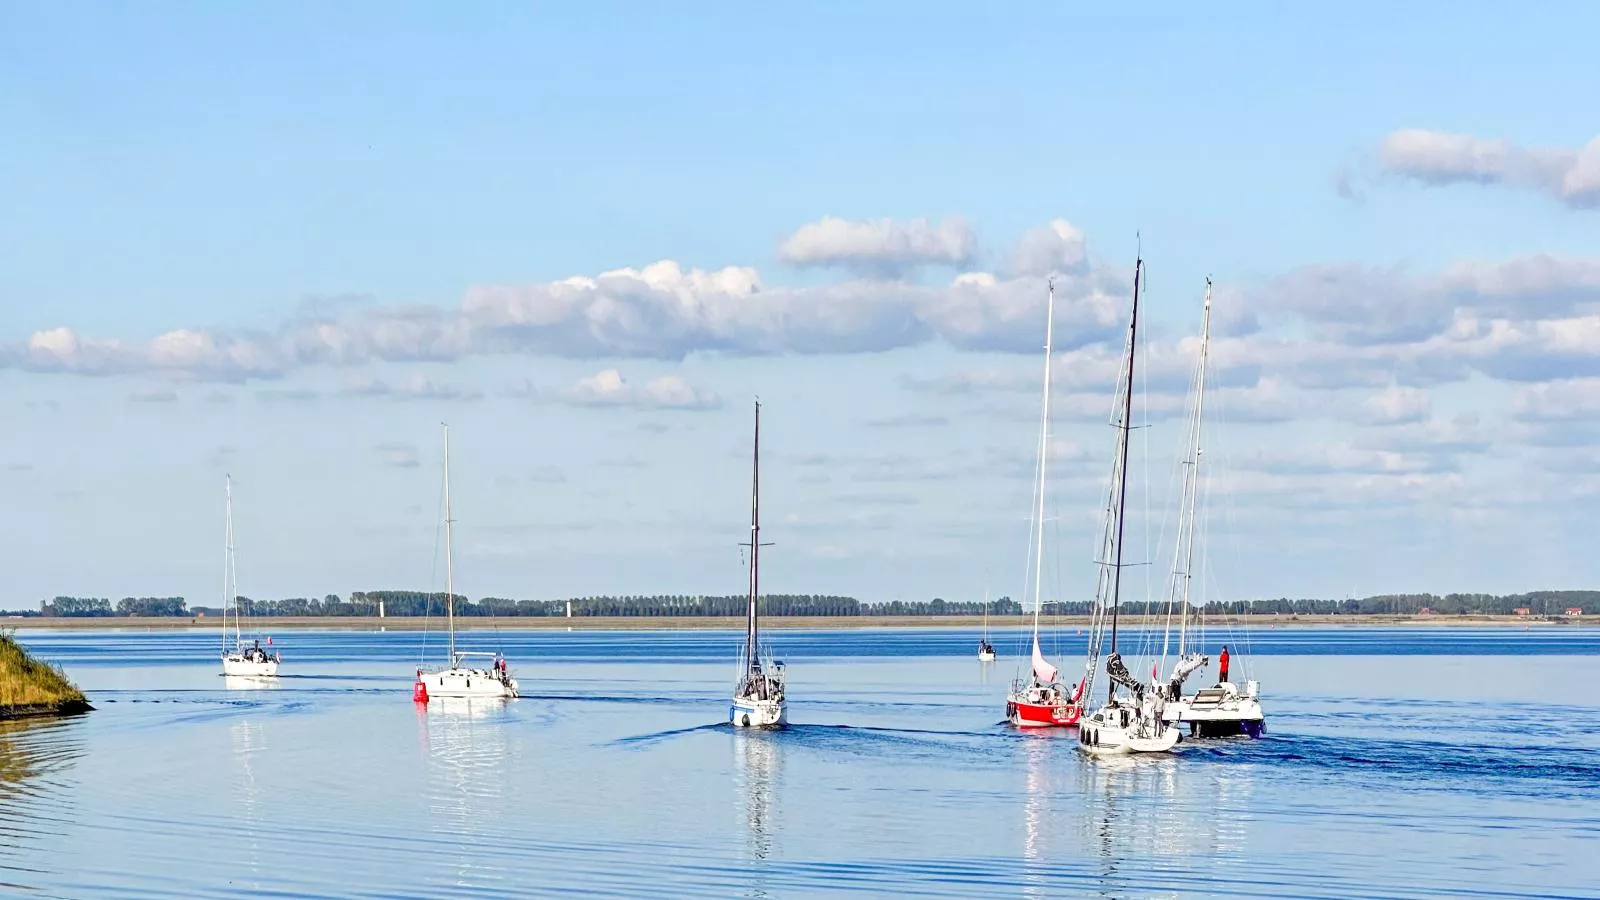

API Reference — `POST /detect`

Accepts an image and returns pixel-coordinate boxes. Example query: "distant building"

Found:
[1418,607,1434,616]
[1566,607,1584,617]
[1513,607,1531,617]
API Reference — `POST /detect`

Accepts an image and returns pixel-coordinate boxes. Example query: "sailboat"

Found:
[1005,280,1085,728]
[1078,253,1181,755]
[731,400,787,728]
[1158,279,1265,737]
[978,590,996,662]
[219,475,280,678]
[412,425,518,702]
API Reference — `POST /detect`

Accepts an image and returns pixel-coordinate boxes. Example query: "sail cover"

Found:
[1031,636,1058,683]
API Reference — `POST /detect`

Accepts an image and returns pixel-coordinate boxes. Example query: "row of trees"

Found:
[38,597,190,617]
[25,591,1598,618]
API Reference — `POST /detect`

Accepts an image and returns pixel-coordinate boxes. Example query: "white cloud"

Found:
[778,216,977,276]
[1511,377,1600,422]
[1009,219,1087,277]
[565,369,720,411]
[0,219,1139,381]
[1374,128,1600,209]
[342,372,482,402]
[1355,385,1432,426]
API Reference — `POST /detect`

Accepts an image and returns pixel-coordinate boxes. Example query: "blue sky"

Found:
[3,3,1599,608]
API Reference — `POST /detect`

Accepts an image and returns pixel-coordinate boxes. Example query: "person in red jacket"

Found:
[1219,645,1231,685]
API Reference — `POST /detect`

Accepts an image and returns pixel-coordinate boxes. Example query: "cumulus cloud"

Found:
[1354,385,1432,426]
[565,369,720,411]
[778,216,977,276]
[1009,219,1087,277]
[1511,377,1600,422]
[1372,128,1600,209]
[0,219,1135,383]
[1256,254,1600,348]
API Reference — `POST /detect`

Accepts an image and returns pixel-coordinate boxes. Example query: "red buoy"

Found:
[413,672,430,703]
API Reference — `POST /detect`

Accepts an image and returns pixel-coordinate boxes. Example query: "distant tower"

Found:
[566,599,573,618]
[378,598,386,619]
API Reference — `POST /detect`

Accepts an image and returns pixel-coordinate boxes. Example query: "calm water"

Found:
[3,626,1598,898]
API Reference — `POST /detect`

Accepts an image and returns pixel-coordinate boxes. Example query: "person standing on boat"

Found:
[1219,645,1231,685]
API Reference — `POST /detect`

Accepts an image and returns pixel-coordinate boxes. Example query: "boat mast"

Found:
[745,400,762,673]
[1029,280,1057,668]
[442,423,456,666]
[224,474,237,651]
[1175,279,1212,660]
[1108,255,1141,700]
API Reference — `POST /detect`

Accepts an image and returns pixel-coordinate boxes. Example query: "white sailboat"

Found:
[978,590,996,662]
[1005,279,1085,728]
[413,425,518,702]
[220,475,280,678]
[732,400,787,728]
[1158,279,1265,737]
[1079,253,1180,756]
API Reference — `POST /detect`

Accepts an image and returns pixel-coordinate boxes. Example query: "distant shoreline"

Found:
[6,613,1587,631]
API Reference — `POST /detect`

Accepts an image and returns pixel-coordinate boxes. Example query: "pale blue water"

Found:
[3,627,1598,898]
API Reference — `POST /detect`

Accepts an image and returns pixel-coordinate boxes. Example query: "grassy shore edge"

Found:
[0,631,91,720]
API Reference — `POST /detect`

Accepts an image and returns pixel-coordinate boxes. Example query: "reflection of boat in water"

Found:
[229,719,266,889]
[219,476,281,679]
[414,425,518,702]
[223,674,281,691]
[418,691,514,891]
[734,730,781,897]
[1078,254,1178,756]
[1155,279,1266,739]
[429,696,510,720]
[731,401,786,729]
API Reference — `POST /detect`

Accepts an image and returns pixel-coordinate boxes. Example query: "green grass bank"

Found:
[0,631,90,719]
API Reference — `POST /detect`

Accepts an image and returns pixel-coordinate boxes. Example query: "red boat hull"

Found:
[1007,696,1081,727]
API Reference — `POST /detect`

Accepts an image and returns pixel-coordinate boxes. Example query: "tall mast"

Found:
[442,423,456,665]
[745,400,761,671]
[1108,255,1141,699]
[1029,280,1057,658]
[224,475,237,650]
[1175,279,1212,659]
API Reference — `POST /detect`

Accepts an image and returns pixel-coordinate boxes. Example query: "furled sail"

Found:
[1031,636,1058,684]
[1105,652,1145,695]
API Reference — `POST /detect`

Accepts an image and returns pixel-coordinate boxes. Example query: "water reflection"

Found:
[0,717,84,879]
[734,730,781,898]
[229,719,267,891]
[223,675,280,691]
[418,696,514,894]
[1067,746,1259,898]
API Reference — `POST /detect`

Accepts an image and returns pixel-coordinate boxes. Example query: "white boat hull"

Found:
[1163,681,1265,737]
[420,667,518,699]
[222,656,279,677]
[978,650,996,662]
[731,697,786,728]
[1079,702,1180,755]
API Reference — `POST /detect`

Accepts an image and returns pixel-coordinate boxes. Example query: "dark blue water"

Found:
[3,626,1597,898]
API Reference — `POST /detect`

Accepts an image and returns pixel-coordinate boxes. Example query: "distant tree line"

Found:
[37,596,189,617]
[18,590,1597,619]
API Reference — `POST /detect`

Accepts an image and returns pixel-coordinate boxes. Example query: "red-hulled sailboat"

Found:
[1006,279,1085,728]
